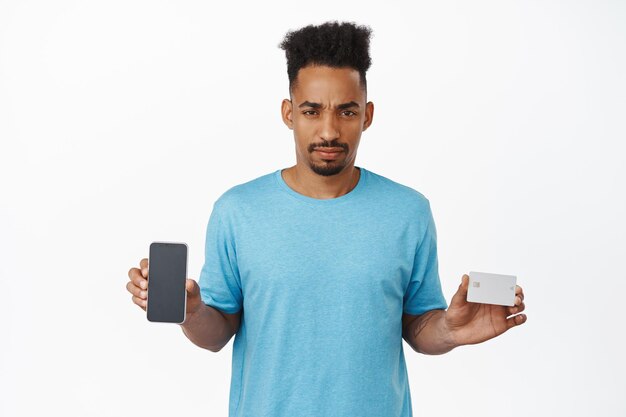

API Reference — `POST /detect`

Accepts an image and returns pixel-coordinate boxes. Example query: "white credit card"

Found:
[467,271,517,306]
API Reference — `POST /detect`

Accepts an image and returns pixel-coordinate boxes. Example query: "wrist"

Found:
[441,310,460,351]
[180,303,205,328]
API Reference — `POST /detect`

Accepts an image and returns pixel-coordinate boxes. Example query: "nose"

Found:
[319,112,340,142]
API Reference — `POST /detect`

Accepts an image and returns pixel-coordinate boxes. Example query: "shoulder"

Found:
[363,168,432,214]
[212,170,277,214]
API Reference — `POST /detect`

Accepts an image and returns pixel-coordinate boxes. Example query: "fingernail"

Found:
[141,291,147,298]
[140,281,147,289]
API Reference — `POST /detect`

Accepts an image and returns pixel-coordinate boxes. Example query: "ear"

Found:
[281,99,293,130]
[362,101,374,131]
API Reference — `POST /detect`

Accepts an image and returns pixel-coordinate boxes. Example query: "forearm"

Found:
[180,304,236,352]
[403,309,458,355]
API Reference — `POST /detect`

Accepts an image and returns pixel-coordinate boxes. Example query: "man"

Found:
[126,20,526,417]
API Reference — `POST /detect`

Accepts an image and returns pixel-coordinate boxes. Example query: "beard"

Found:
[306,141,350,176]
[308,158,346,176]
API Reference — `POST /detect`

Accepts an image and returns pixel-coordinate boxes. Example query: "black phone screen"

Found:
[147,242,187,324]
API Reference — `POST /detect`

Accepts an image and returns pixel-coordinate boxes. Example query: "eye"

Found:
[302,110,318,116]
[342,110,357,117]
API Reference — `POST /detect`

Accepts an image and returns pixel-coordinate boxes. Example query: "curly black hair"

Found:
[278,20,373,97]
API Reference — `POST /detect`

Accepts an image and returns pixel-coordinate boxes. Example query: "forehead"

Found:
[292,65,364,103]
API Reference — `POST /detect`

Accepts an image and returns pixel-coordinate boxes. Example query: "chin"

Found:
[308,159,346,176]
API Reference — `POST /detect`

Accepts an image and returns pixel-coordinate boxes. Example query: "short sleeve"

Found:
[198,201,243,314]
[403,201,448,315]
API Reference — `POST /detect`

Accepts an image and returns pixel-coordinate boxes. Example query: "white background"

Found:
[1,1,625,416]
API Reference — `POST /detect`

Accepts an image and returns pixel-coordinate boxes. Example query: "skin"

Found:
[127,258,240,352]
[402,275,526,354]
[280,64,374,199]
[125,63,527,354]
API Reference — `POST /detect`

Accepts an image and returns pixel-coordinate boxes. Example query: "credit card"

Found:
[467,271,517,307]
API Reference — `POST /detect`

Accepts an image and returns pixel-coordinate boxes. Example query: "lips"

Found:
[315,148,343,160]
[314,147,343,153]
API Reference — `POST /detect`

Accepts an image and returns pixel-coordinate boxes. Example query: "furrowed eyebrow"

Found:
[298,101,360,110]
[338,101,360,110]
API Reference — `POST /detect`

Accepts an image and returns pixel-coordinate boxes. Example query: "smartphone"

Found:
[147,242,188,324]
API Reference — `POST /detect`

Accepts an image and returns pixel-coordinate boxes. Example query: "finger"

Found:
[140,258,149,278]
[128,268,148,289]
[506,313,527,330]
[126,281,144,298]
[507,302,525,316]
[186,279,202,301]
[449,274,471,308]
[132,295,147,309]
[186,279,198,295]
[515,285,524,302]
[459,274,469,296]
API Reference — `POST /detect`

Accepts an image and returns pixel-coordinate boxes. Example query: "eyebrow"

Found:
[298,100,360,110]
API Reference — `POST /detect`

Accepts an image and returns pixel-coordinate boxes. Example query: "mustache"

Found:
[308,141,349,153]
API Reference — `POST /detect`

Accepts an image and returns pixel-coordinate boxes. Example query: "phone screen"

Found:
[147,242,187,324]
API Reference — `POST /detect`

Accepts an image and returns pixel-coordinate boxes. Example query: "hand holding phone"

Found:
[127,254,204,323]
[126,242,205,323]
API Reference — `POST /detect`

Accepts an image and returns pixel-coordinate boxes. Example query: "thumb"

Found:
[449,274,470,307]
[186,279,200,297]
[458,274,469,297]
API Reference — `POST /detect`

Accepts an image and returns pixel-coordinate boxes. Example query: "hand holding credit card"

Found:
[443,272,526,348]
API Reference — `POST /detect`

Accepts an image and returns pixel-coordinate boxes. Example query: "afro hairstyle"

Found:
[278,20,373,97]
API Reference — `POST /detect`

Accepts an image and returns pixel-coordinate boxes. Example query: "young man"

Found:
[127,21,526,417]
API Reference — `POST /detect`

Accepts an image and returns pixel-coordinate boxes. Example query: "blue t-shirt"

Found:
[198,166,448,417]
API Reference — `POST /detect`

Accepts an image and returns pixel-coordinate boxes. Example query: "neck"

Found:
[282,164,361,199]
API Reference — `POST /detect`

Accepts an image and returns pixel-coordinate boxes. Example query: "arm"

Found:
[402,310,456,355]
[181,304,241,352]
[189,200,243,352]
[403,274,527,355]
[178,278,241,352]
[128,259,241,353]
